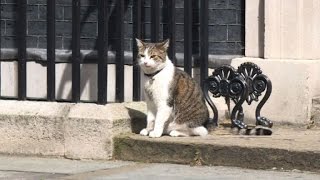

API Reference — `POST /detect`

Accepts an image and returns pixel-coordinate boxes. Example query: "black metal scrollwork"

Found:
[229,76,248,129]
[237,62,273,128]
[204,65,248,129]
[203,62,273,131]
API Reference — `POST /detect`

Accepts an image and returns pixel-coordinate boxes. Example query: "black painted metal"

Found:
[229,76,248,129]
[0,2,1,97]
[184,0,192,75]
[17,1,27,100]
[200,0,209,89]
[72,0,81,102]
[204,62,273,130]
[2,1,235,108]
[97,0,108,104]
[47,0,56,101]
[151,0,160,42]
[237,62,273,128]
[116,0,125,102]
[204,65,248,129]
[203,79,219,126]
[133,0,142,101]
[167,0,176,64]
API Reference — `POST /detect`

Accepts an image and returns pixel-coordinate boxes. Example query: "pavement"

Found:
[114,127,320,172]
[0,155,319,180]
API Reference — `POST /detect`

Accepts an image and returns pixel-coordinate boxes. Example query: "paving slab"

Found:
[0,156,319,180]
[85,163,320,180]
[0,156,132,174]
[114,127,320,172]
[0,171,66,180]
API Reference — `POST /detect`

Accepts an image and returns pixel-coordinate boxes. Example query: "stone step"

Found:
[311,96,320,128]
[0,100,146,160]
[113,128,320,173]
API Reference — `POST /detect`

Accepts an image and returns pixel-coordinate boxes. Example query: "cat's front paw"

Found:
[149,130,162,138]
[139,128,149,136]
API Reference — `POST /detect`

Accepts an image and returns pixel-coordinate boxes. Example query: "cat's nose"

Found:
[144,62,151,67]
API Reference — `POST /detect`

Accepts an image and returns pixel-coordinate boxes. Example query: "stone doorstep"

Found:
[1,99,320,172]
[0,99,224,160]
[0,100,147,160]
[113,127,320,173]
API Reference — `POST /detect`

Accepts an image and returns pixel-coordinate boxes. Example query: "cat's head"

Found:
[135,38,170,74]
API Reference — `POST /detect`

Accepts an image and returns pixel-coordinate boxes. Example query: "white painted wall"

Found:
[1,62,135,102]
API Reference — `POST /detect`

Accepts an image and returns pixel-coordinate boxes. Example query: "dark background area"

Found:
[0,0,244,55]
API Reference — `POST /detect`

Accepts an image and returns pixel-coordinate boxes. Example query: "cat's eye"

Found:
[139,54,145,58]
[150,55,158,59]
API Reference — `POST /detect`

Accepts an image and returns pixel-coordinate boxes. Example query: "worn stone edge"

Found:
[113,134,320,173]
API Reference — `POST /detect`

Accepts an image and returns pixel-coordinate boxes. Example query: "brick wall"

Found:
[0,0,244,55]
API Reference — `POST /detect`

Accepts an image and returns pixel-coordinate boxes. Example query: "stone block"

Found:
[209,9,237,25]
[64,102,146,159]
[208,25,227,42]
[28,21,47,36]
[231,57,320,125]
[245,0,264,57]
[0,100,146,159]
[264,0,320,59]
[0,100,71,156]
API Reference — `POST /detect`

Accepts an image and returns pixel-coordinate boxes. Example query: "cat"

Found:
[136,38,209,138]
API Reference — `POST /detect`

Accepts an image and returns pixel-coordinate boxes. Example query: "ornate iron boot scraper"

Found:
[203,62,273,135]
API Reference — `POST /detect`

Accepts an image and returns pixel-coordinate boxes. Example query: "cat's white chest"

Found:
[144,62,175,106]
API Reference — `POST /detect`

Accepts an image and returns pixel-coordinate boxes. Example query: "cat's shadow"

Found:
[125,107,147,134]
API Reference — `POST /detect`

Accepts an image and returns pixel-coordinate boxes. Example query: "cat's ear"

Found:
[135,38,144,48]
[159,39,170,50]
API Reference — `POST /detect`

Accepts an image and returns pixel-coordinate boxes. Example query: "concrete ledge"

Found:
[0,48,242,68]
[113,128,320,172]
[0,100,146,160]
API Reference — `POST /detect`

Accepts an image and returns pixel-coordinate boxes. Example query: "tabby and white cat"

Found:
[136,38,209,138]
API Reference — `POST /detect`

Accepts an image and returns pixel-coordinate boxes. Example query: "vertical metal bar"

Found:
[17,1,27,100]
[200,0,209,89]
[116,0,124,102]
[151,0,160,42]
[97,0,108,104]
[168,0,176,64]
[133,0,142,101]
[184,0,192,75]
[0,2,1,97]
[47,0,56,101]
[72,0,81,102]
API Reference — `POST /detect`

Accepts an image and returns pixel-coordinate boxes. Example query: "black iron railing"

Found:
[17,1,27,100]
[47,0,56,101]
[1,0,211,105]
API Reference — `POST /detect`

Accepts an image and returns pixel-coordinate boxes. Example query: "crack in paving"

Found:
[60,163,148,180]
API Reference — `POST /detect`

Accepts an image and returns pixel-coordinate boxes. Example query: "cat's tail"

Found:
[231,125,272,135]
[204,121,272,136]
[203,119,272,136]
